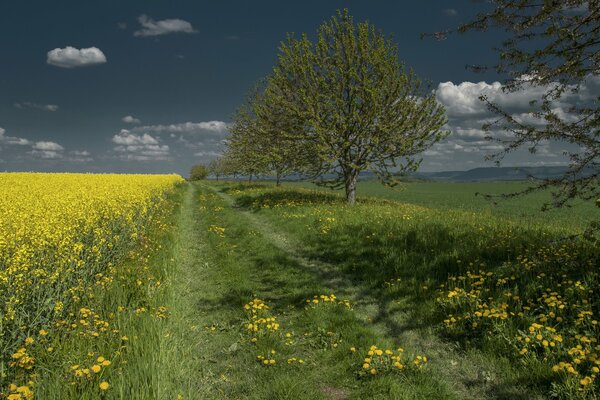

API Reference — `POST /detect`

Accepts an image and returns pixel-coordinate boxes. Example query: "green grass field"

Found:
[146,180,597,399]
[288,179,598,231]
[4,179,598,399]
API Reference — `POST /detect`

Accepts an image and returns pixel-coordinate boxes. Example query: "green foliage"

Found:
[266,9,448,203]
[226,9,448,204]
[189,164,209,181]
[226,82,315,184]
[207,158,224,180]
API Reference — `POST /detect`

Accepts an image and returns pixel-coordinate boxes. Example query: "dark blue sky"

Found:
[1,1,575,174]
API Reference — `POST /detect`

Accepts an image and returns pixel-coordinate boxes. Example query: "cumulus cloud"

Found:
[31,141,64,159]
[422,76,598,171]
[122,115,141,124]
[133,121,229,134]
[14,102,59,112]
[436,80,554,118]
[47,46,107,68]
[112,129,170,161]
[69,150,93,162]
[193,150,222,157]
[442,8,458,16]
[0,127,31,146]
[134,15,197,37]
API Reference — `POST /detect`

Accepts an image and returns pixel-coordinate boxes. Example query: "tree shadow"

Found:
[234,190,345,210]
[212,184,583,397]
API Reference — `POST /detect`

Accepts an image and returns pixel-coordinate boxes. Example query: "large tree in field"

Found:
[427,1,599,222]
[266,9,448,204]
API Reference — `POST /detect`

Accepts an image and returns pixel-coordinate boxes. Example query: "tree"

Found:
[227,94,271,182]
[227,85,316,185]
[266,9,448,204]
[426,1,599,217]
[189,164,209,181]
[208,157,225,180]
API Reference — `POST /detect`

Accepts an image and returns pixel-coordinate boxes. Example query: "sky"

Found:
[0,0,592,175]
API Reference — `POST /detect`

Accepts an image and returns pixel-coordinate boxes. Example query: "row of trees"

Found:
[204,2,597,216]
[214,10,448,204]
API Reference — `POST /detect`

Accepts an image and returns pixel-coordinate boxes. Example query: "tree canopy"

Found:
[189,164,209,181]
[228,9,448,203]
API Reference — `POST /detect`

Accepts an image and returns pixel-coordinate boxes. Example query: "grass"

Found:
[159,183,463,399]
[192,180,598,399]
[286,179,598,231]
[4,178,597,399]
[32,187,185,400]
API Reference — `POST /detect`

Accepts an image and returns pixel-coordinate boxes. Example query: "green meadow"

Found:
[6,179,598,399]
[148,180,598,399]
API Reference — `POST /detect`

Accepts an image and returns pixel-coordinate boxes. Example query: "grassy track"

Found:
[155,182,584,399]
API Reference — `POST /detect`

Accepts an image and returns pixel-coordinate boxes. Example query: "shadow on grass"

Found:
[212,185,590,396]
[234,189,344,210]
[220,183,272,193]
[224,187,529,324]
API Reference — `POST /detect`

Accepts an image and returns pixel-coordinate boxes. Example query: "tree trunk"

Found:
[344,170,358,205]
[216,174,220,181]
[276,171,281,186]
[248,174,253,183]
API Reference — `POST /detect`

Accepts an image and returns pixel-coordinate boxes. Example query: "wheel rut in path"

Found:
[205,184,358,300]
[199,183,515,400]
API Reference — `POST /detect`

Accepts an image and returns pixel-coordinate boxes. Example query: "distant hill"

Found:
[411,166,571,182]
[263,166,584,183]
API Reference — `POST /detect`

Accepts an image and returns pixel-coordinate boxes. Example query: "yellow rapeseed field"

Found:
[0,172,183,399]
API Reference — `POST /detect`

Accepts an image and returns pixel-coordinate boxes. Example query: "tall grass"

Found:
[0,173,184,399]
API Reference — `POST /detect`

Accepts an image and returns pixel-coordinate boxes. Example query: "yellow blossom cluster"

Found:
[5,384,34,400]
[244,298,280,338]
[317,216,337,234]
[438,239,599,396]
[359,345,428,377]
[257,350,278,366]
[0,172,183,398]
[305,294,352,309]
[70,355,111,378]
[208,225,226,237]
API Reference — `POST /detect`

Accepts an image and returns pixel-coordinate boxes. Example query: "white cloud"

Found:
[134,121,229,134]
[443,8,458,16]
[420,76,598,171]
[113,129,158,145]
[69,150,93,162]
[0,127,32,146]
[112,129,170,161]
[14,102,59,112]
[134,15,197,37]
[47,46,107,68]
[33,141,63,151]
[122,115,141,124]
[31,141,64,159]
[193,150,222,157]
